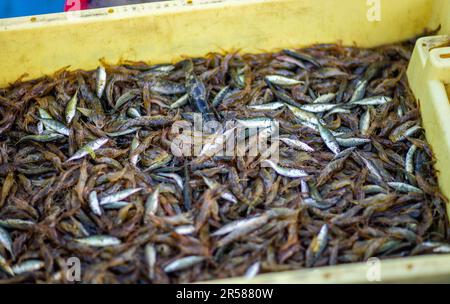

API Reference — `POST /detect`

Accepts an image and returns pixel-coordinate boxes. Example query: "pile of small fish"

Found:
[0,38,449,283]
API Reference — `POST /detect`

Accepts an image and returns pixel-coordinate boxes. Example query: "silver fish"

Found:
[105,127,140,137]
[17,133,65,144]
[99,188,142,205]
[303,197,338,210]
[356,152,384,182]
[66,137,108,162]
[127,107,141,118]
[129,134,140,166]
[114,89,140,110]
[286,104,321,125]
[211,215,265,237]
[145,243,157,280]
[37,121,44,134]
[279,137,315,152]
[0,226,13,254]
[318,123,340,154]
[363,185,387,194]
[299,103,338,113]
[262,159,308,178]
[300,180,310,198]
[324,107,352,117]
[102,201,130,210]
[157,173,184,190]
[89,191,102,216]
[311,224,328,257]
[174,225,196,235]
[236,117,274,128]
[170,93,189,109]
[359,107,371,135]
[388,182,423,194]
[38,108,52,119]
[96,66,107,98]
[265,75,303,86]
[145,187,160,219]
[244,262,260,279]
[350,79,368,102]
[75,235,121,247]
[65,90,78,124]
[0,219,35,230]
[0,253,14,276]
[212,86,232,107]
[405,145,417,175]
[351,96,392,106]
[164,256,205,273]
[40,119,70,136]
[247,102,285,111]
[12,260,45,275]
[312,93,336,104]
[336,137,371,147]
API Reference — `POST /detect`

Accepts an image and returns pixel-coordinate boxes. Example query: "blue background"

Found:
[0,0,66,18]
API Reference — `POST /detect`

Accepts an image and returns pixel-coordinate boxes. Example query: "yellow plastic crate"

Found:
[0,0,449,283]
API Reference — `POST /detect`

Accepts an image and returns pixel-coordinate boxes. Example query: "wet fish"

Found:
[99,188,142,205]
[66,137,109,162]
[65,90,78,124]
[262,160,308,178]
[96,66,107,98]
[75,235,121,247]
[164,256,205,273]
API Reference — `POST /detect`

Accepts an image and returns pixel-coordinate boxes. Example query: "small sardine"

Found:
[127,107,141,118]
[145,243,157,280]
[145,187,160,219]
[359,107,371,135]
[40,119,70,136]
[157,173,184,190]
[164,256,205,273]
[170,93,189,109]
[89,191,102,216]
[350,96,392,106]
[336,137,371,147]
[75,235,121,247]
[247,102,285,111]
[265,75,303,86]
[299,103,338,113]
[286,104,321,125]
[388,182,423,194]
[244,262,260,279]
[262,159,308,178]
[0,219,35,230]
[105,127,139,137]
[318,123,340,154]
[0,254,14,276]
[17,133,65,144]
[66,137,108,162]
[236,117,274,129]
[96,66,107,98]
[405,145,417,175]
[65,90,78,124]
[0,226,13,254]
[350,79,368,102]
[114,89,140,110]
[38,108,52,119]
[279,137,315,152]
[312,93,336,104]
[12,260,45,275]
[99,188,142,205]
